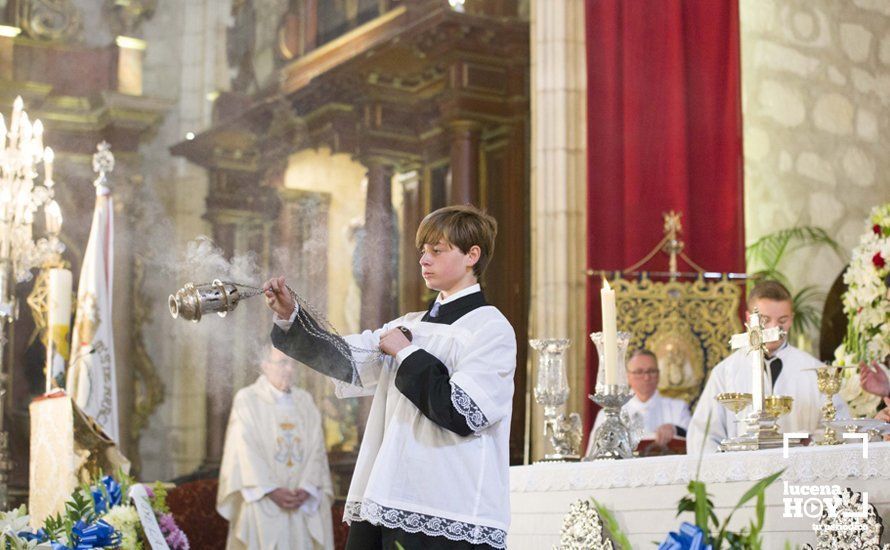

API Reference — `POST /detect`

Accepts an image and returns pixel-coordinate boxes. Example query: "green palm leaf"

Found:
[746,226,844,335]
[592,499,633,550]
[792,285,826,335]
[746,226,844,271]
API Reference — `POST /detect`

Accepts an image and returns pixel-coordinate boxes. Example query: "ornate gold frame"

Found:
[612,274,742,403]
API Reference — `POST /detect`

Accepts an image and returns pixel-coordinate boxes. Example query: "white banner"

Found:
[129,484,171,550]
[65,189,117,443]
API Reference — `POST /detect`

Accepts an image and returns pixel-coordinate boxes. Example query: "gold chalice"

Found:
[716,392,752,415]
[808,364,856,445]
[763,395,793,418]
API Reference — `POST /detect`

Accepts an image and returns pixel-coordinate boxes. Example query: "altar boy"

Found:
[687,281,849,453]
[264,205,516,550]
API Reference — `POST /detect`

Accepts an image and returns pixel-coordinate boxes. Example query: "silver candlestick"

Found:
[585,331,635,460]
[531,338,582,461]
[586,387,635,460]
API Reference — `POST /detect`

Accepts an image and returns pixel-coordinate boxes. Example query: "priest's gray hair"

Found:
[628,349,658,364]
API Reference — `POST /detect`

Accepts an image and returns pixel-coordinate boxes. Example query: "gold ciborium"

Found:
[716,392,752,415]
[763,395,793,418]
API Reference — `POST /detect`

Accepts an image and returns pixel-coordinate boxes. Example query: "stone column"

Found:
[528,0,588,462]
[448,120,481,206]
[360,159,397,329]
[397,170,425,314]
[200,219,236,471]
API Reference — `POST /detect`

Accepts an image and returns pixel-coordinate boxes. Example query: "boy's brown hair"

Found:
[746,280,792,308]
[415,204,498,280]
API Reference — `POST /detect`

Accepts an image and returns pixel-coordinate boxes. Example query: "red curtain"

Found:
[584,0,745,433]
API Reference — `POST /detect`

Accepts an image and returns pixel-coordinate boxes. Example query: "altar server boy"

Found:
[264,204,516,550]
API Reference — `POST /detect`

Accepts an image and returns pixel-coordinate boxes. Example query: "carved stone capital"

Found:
[103,0,157,38]
[19,0,82,42]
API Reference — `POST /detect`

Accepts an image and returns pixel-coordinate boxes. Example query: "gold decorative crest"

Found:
[612,275,743,403]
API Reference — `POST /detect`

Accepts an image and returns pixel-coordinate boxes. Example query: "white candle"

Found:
[10,95,22,135]
[44,200,62,235]
[43,147,54,184]
[46,268,72,393]
[601,278,618,386]
[48,268,72,327]
[749,311,764,413]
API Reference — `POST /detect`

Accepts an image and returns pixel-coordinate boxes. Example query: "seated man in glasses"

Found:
[586,349,691,454]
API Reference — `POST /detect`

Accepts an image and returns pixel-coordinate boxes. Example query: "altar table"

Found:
[509,442,890,548]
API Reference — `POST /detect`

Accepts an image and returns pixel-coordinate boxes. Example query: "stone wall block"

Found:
[853,0,890,17]
[780,5,831,48]
[754,40,820,76]
[758,80,806,126]
[809,191,844,227]
[879,34,890,65]
[842,146,876,187]
[796,151,836,186]
[840,23,872,63]
[856,108,879,141]
[827,65,847,85]
[851,68,890,104]
[813,92,854,134]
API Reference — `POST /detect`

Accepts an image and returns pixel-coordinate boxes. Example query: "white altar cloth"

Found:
[509,442,890,548]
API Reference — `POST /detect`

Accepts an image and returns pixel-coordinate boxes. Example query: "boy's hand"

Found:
[379,328,411,356]
[263,276,295,318]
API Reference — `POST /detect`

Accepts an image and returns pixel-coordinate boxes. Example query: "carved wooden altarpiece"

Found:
[171,0,530,485]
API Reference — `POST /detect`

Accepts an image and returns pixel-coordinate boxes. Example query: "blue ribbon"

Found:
[91,475,122,515]
[658,522,712,550]
[49,519,120,550]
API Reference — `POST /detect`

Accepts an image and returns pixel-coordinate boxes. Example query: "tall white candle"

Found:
[601,278,618,386]
[48,268,72,326]
[46,268,72,392]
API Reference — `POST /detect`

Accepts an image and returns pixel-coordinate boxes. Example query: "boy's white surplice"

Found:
[336,303,516,548]
[217,377,334,550]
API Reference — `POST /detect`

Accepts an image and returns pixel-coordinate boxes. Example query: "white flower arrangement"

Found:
[836,203,890,416]
[101,505,142,550]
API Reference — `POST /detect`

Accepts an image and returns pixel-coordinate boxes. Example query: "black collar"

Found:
[422,291,487,324]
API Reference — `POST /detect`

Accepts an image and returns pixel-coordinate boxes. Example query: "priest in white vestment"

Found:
[688,281,850,454]
[586,350,691,455]
[218,347,335,549]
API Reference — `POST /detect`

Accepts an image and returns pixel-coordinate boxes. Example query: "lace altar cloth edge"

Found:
[510,442,890,493]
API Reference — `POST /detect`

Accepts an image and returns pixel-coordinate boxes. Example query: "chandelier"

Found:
[0,96,63,316]
[0,96,63,508]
